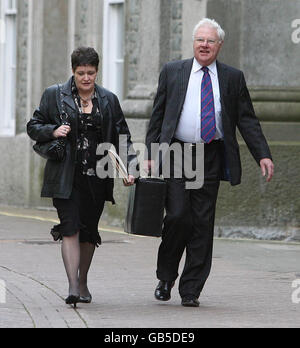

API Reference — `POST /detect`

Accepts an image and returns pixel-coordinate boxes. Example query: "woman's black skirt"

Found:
[51,167,107,247]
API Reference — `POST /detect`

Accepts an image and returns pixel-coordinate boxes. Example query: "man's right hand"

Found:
[53,125,71,138]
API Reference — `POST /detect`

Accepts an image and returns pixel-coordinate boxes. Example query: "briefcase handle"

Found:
[141,167,164,180]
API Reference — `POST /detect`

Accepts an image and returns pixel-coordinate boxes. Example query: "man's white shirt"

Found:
[174,58,223,143]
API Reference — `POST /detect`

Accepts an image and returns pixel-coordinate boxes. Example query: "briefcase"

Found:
[125,177,167,237]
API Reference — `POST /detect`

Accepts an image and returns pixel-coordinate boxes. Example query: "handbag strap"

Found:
[56,84,70,126]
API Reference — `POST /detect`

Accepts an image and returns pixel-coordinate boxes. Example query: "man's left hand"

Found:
[260,158,274,182]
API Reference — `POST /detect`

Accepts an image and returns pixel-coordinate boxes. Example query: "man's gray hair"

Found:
[192,18,225,41]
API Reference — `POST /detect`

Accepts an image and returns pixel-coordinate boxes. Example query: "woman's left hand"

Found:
[123,175,136,186]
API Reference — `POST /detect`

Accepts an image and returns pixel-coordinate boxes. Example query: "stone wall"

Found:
[125,0,142,92]
[204,0,300,240]
[119,0,300,241]
[16,0,29,134]
[0,0,299,241]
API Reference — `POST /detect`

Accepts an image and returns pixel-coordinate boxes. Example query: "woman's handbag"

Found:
[125,177,167,237]
[33,138,66,161]
[33,84,69,161]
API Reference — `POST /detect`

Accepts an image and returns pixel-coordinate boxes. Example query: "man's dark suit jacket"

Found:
[146,58,272,186]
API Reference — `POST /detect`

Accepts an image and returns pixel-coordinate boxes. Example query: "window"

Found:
[0,0,17,136]
[102,0,125,101]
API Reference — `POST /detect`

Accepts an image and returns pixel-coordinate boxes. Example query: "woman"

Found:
[27,47,136,307]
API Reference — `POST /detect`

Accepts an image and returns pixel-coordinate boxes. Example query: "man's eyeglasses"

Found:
[194,37,221,45]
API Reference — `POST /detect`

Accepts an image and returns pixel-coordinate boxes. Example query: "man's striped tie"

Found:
[201,66,216,143]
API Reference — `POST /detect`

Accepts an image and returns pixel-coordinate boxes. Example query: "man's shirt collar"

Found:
[192,58,217,75]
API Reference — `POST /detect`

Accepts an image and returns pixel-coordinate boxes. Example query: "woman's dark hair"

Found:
[71,47,99,71]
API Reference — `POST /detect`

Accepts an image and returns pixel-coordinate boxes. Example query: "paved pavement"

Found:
[0,205,300,328]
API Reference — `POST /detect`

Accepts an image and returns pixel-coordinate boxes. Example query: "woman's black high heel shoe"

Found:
[78,294,92,304]
[65,295,80,308]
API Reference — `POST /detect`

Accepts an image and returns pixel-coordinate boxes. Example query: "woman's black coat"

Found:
[27,77,137,202]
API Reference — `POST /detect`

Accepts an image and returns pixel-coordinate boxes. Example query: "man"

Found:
[145,18,274,307]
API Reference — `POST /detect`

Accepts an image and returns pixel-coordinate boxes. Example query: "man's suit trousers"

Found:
[157,139,222,299]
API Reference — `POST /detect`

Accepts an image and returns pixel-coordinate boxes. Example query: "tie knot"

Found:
[202,66,209,73]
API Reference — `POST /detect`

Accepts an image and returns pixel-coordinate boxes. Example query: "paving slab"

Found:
[0,206,300,328]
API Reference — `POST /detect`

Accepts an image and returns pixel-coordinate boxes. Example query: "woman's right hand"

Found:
[53,125,71,138]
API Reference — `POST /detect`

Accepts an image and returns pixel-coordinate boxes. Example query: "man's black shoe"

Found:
[181,297,200,307]
[154,281,175,301]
